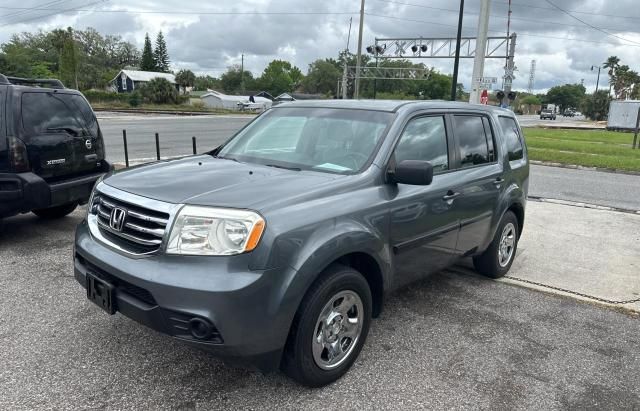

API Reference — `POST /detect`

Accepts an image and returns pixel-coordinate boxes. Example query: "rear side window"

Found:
[499,116,524,161]
[21,93,95,136]
[453,115,493,168]
[394,116,449,173]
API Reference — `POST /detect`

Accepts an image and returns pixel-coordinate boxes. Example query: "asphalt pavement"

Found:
[1,209,639,410]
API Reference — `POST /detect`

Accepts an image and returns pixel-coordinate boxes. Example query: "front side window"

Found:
[394,116,449,173]
[22,92,93,136]
[218,107,393,174]
[453,115,492,168]
[499,116,524,161]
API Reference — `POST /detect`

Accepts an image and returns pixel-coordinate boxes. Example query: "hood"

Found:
[104,155,341,210]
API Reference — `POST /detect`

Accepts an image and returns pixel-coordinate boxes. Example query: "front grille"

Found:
[78,254,157,306]
[92,192,170,254]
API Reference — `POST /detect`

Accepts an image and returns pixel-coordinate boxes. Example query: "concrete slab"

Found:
[497,201,639,309]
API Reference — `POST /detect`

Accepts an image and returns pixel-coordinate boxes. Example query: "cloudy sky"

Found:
[1,0,640,92]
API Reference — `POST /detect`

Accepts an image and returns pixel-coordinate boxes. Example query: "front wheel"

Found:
[473,211,519,279]
[32,202,78,219]
[281,264,372,387]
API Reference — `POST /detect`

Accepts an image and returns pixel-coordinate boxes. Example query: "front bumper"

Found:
[74,219,297,372]
[0,161,111,217]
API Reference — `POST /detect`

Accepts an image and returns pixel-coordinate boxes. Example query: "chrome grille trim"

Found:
[87,182,180,256]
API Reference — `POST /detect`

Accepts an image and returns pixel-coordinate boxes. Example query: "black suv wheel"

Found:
[282,264,372,387]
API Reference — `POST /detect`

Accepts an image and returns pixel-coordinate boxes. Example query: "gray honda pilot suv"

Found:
[74,100,528,387]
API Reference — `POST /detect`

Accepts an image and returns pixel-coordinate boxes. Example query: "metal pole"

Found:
[240,53,244,93]
[470,0,491,104]
[155,132,160,160]
[192,136,197,155]
[354,0,365,99]
[373,56,378,100]
[122,129,129,168]
[634,107,640,149]
[595,66,601,94]
[451,0,465,101]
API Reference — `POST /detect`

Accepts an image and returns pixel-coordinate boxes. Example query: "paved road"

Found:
[97,113,640,211]
[517,114,599,128]
[98,113,254,163]
[1,210,639,410]
[529,164,640,211]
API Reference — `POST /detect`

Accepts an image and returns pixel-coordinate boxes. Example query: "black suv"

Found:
[0,75,110,225]
[75,100,528,387]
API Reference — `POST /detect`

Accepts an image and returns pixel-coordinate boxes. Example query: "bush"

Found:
[138,77,178,104]
[83,90,129,104]
[191,100,205,110]
[129,91,141,107]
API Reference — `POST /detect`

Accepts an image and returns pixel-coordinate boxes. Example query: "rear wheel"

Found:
[473,211,519,279]
[32,202,78,219]
[282,264,372,387]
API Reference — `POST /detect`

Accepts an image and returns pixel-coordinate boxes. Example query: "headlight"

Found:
[86,176,104,217]
[166,206,265,256]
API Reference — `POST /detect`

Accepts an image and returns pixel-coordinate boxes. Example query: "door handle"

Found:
[494,177,505,188]
[442,191,461,202]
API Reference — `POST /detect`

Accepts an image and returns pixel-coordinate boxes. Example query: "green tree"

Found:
[254,60,304,96]
[581,90,610,121]
[612,65,639,100]
[140,33,155,71]
[58,28,78,89]
[175,69,196,94]
[603,56,620,97]
[220,65,254,94]
[303,59,342,95]
[193,75,220,91]
[546,83,586,113]
[139,77,177,104]
[153,31,170,72]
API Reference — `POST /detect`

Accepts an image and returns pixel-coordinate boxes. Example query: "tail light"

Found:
[8,136,30,172]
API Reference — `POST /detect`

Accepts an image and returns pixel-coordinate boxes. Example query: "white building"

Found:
[201,90,272,111]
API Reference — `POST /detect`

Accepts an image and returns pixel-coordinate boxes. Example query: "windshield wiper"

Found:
[46,127,82,136]
[265,164,302,171]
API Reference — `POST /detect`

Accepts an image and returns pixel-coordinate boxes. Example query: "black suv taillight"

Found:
[8,136,30,172]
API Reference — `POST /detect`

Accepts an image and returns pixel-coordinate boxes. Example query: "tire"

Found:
[281,264,372,387]
[32,202,78,219]
[473,211,519,279]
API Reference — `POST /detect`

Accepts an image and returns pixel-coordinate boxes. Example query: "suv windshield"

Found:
[217,107,393,174]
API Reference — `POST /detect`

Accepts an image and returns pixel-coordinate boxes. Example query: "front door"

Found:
[388,115,460,288]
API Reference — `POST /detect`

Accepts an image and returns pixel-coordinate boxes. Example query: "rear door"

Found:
[20,91,100,180]
[449,113,504,254]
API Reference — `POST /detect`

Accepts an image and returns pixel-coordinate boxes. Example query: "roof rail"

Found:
[3,75,65,89]
[0,74,9,85]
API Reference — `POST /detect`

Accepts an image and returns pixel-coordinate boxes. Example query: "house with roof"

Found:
[110,69,177,93]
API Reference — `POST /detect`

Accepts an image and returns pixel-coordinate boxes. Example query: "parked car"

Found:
[74,100,529,387]
[0,74,111,227]
[540,109,556,120]
[563,109,576,117]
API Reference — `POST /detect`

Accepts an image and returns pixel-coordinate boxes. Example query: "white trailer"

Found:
[607,100,640,130]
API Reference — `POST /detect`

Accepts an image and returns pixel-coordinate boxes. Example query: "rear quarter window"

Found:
[498,116,525,161]
[21,92,96,136]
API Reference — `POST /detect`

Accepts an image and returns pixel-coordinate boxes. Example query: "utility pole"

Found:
[354,0,365,99]
[469,0,491,104]
[342,17,353,99]
[240,53,244,93]
[503,33,517,97]
[527,60,536,94]
[451,0,465,101]
[591,65,601,94]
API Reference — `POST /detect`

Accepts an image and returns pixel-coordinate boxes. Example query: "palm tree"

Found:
[603,56,620,98]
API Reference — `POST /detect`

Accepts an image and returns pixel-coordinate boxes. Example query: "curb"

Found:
[528,196,640,215]
[530,160,640,176]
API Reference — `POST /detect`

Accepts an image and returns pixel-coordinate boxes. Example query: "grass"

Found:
[522,128,640,172]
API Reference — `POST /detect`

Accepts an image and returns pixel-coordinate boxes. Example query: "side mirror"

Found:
[391,160,434,185]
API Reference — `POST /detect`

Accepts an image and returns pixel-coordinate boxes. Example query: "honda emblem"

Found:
[109,207,127,232]
[85,139,92,150]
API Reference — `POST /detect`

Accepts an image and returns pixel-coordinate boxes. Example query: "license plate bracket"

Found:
[86,272,116,315]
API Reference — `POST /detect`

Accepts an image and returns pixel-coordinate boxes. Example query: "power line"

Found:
[0,0,70,20]
[543,0,640,46]
[493,0,640,21]
[0,0,109,27]
[369,0,640,34]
